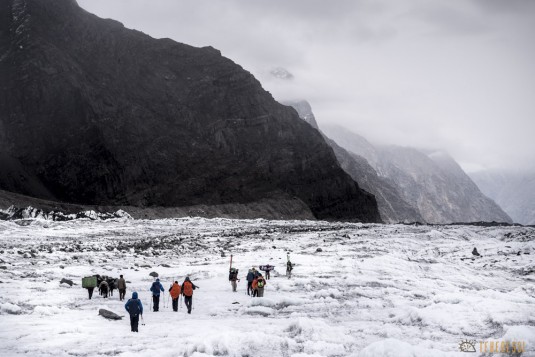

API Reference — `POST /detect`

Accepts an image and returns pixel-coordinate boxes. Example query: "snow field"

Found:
[0,218,534,356]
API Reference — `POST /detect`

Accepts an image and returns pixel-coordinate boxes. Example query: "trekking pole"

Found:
[141,315,145,326]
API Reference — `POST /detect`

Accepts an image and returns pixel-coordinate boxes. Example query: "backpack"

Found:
[257,279,265,288]
[229,268,238,280]
[151,281,160,293]
[128,299,140,317]
[183,281,193,296]
[82,276,97,288]
[169,284,181,299]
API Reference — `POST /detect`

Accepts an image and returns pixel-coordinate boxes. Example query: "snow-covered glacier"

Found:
[0,218,533,356]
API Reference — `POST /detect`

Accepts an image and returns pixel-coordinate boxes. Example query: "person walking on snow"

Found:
[169,281,181,312]
[286,260,293,279]
[246,268,255,296]
[181,277,198,314]
[149,278,164,311]
[256,274,266,297]
[260,265,274,279]
[229,268,239,292]
[252,276,259,297]
[125,291,143,332]
[118,275,127,301]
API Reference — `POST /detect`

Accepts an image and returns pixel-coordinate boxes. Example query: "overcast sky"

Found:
[78,0,535,172]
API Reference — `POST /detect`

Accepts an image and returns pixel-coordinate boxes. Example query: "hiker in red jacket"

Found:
[169,281,181,312]
[181,277,199,314]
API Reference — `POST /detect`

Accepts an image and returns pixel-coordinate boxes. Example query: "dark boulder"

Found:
[60,278,73,286]
[98,309,122,320]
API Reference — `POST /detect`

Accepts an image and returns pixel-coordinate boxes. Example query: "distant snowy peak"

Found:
[0,205,133,221]
[270,67,294,80]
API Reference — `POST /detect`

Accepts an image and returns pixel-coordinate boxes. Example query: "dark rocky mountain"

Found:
[0,0,380,222]
[287,101,422,223]
[322,125,513,224]
[470,169,535,225]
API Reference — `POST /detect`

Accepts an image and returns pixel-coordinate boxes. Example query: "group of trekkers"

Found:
[83,256,294,333]
[237,267,268,297]
[230,259,293,297]
[123,276,199,332]
[82,274,127,300]
[149,277,198,314]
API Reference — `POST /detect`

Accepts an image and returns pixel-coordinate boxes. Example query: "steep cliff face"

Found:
[375,148,512,224]
[322,125,512,224]
[286,102,421,223]
[0,0,380,222]
[324,138,424,223]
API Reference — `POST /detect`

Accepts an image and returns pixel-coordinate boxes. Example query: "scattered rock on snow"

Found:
[316,248,323,252]
[60,278,73,286]
[472,248,481,256]
[149,271,159,277]
[98,309,122,320]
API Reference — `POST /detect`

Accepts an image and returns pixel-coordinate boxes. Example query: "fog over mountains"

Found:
[470,170,535,225]
[288,101,512,224]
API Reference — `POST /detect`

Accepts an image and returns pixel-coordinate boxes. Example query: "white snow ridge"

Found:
[0,218,534,356]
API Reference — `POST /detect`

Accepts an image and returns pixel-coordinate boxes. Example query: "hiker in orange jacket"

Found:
[169,281,181,312]
[251,277,258,297]
[181,277,198,314]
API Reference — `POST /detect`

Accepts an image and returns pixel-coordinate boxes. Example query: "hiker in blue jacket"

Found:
[149,278,164,312]
[125,291,143,332]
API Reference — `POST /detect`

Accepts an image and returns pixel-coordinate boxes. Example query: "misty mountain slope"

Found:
[0,0,380,222]
[322,125,512,224]
[470,170,535,225]
[285,101,421,223]
[281,100,320,130]
[324,138,424,223]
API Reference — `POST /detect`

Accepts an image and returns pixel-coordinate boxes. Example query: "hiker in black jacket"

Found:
[246,268,255,296]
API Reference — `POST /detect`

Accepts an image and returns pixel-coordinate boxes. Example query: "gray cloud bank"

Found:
[78,0,535,172]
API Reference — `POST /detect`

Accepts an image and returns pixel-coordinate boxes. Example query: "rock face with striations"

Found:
[322,125,512,224]
[287,101,423,223]
[0,0,381,222]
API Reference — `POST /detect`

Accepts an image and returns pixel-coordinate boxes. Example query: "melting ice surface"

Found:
[0,218,534,356]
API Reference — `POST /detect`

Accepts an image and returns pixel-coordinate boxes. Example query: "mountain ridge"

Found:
[0,0,381,222]
[320,124,512,224]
